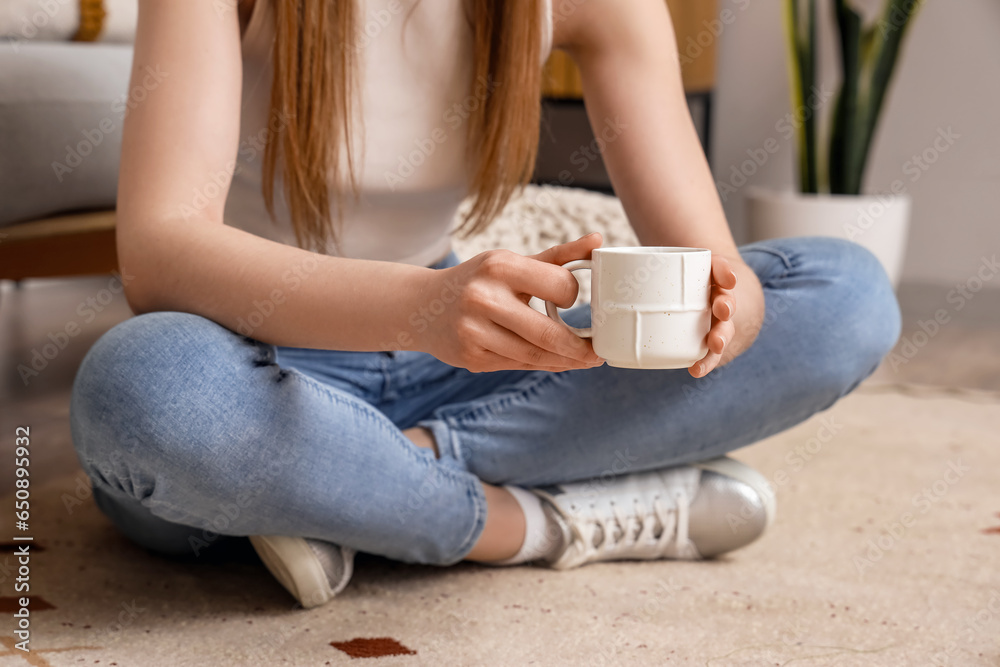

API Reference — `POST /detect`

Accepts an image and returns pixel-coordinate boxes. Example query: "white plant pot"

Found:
[745,188,911,287]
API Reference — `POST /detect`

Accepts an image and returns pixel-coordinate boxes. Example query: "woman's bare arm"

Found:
[117,1,600,370]
[554,0,767,376]
[118,1,455,351]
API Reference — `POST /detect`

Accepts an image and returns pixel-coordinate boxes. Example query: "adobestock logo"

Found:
[50,66,169,183]
[354,0,404,52]
[844,126,960,244]
[853,458,970,577]
[7,0,74,50]
[17,271,136,386]
[233,255,321,338]
[886,254,998,372]
[677,0,752,66]
[179,109,293,221]
[383,75,499,191]
[379,277,465,352]
[716,84,834,202]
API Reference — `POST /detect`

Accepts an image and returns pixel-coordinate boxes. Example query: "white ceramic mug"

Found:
[545,247,712,369]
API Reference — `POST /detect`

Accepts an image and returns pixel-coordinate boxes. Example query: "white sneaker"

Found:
[533,456,775,570]
[249,535,355,608]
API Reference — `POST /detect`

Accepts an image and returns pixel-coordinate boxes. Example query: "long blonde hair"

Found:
[261,0,543,252]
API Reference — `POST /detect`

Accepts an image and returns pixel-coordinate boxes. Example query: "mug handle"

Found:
[544,259,593,338]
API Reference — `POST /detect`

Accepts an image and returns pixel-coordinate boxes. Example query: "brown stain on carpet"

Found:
[0,596,55,612]
[981,512,1000,535]
[331,637,416,658]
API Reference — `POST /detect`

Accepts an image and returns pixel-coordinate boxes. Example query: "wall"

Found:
[712,0,1000,287]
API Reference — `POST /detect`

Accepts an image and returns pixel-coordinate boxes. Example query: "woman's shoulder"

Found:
[551,0,667,55]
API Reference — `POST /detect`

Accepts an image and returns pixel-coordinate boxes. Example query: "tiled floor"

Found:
[2,276,999,487]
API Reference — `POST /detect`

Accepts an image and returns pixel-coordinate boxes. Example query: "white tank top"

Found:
[224,0,554,267]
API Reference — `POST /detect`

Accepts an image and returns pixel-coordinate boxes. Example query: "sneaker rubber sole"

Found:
[249,535,352,609]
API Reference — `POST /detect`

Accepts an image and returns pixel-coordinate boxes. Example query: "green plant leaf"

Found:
[803,0,818,192]
[852,0,924,192]
[861,25,879,64]
[783,0,819,193]
[829,0,864,194]
[785,0,922,196]
[782,0,804,191]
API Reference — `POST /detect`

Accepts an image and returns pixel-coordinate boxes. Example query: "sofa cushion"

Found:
[0,41,133,226]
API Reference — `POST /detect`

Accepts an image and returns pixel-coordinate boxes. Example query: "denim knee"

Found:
[70,311,262,499]
[764,236,901,395]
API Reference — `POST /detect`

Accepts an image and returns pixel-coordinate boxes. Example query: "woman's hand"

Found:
[413,234,607,373]
[688,254,765,378]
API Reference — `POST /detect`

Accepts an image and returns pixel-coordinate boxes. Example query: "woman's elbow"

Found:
[116,221,175,315]
[121,271,157,315]
[117,239,161,315]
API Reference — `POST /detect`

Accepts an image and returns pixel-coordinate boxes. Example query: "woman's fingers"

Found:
[711,285,735,321]
[530,232,603,267]
[451,243,747,375]
[443,247,605,371]
[490,294,601,363]
[520,233,604,307]
[510,260,582,309]
[708,317,735,355]
[482,324,602,371]
[711,255,738,290]
[468,351,594,374]
[473,249,582,309]
[689,347,720,378]
[690,315,734,377]
[691,280,737,376]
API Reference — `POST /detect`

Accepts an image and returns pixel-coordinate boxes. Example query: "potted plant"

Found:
[746,0,922,286]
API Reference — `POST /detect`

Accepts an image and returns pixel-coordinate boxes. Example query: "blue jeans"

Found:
[69,237,900,565]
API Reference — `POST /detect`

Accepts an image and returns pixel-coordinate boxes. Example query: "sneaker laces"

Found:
[569,490,698,561]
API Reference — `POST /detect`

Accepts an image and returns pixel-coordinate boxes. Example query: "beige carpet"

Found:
[2,389,999,666]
